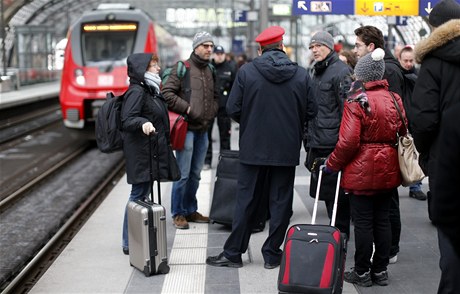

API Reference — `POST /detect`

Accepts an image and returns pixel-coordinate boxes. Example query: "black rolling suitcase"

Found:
[278,168,346,294]
[127,135,170,276]
[209,150,239,226]
[209,150,270,229]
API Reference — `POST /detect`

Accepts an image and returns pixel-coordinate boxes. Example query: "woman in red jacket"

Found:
[325,48,406,287]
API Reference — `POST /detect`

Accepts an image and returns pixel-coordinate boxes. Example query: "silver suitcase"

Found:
[127,134,170,276]
[127,199,169,276]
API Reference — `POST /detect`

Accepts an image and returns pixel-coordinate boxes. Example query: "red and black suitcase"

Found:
[278,169,346,294]
[127,135,170,276]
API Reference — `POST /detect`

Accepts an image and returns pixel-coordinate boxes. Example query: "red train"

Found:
[60,3,179,130]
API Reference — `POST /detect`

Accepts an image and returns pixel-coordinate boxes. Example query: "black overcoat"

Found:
[226,49,318,166]
[410,19,460,190]
[121,53,179,184]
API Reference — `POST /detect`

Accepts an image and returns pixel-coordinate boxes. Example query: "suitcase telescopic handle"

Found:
[311,166,342,226]
[148,133,162,205]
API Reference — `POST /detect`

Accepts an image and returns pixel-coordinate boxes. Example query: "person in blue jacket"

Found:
[206,26,318,269]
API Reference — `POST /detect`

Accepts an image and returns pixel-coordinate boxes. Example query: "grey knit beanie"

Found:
[192,31,214,49]
[354,48,385,83]
[429,0,460,27]
[309,31,334,51]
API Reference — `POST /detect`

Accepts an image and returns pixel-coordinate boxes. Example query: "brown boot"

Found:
[173,215,189,229]
[186,212,210,223]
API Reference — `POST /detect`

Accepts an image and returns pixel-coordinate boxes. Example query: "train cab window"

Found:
[81,22,137,66]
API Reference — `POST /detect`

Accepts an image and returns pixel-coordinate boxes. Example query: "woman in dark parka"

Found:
[120,53,179,255]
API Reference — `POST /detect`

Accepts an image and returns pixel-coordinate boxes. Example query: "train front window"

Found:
[81,22,137,66]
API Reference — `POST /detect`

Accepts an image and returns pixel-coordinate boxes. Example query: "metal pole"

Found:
[1,0,6,76]
[231,0,235,51]
[259,0,268,32]
[248,0,256,59]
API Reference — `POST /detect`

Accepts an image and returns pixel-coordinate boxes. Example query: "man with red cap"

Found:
[206,26,318,269]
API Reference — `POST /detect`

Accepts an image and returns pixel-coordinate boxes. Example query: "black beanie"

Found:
[429,0,460,27]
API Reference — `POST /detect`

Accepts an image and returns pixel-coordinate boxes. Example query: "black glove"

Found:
[321,163,334,174]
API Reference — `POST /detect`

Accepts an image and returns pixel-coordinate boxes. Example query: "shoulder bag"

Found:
[390,92,425,187]
[168,111,188,151]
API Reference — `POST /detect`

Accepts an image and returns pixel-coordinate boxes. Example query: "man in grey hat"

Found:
[304,30,353,242]
[162,31,219,229]
[409,0,460,292]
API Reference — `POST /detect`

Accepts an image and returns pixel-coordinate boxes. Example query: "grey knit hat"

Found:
[309,31,334,51]
[429,0,460,27]
[354,48,385,83]
[192,31,214,49]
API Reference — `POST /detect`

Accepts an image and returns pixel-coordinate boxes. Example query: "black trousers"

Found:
[223,164,295,265]
[437,228,460,294]
[389,188,401,257]
[205,110,231,165]
[349,191,392,274]
[325,191,351,239]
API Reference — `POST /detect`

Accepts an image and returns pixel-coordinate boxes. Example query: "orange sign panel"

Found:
[355,0,419,15]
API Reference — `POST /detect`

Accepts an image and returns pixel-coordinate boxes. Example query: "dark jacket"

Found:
[226,49,318,166]
[305,51,353,149]
[327,80,405,195]
[383,48,405,98]
[162,52,219,132]
[432,103,460,256]
[410,19,460,190]
[212,59,237,111]
[121,53,178,184]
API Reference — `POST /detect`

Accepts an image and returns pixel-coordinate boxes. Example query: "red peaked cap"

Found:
[255,26,285,46]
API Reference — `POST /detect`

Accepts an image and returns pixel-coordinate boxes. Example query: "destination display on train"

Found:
[292,0,460,16]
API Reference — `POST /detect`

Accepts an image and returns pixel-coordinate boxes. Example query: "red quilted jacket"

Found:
[327,80,405,195]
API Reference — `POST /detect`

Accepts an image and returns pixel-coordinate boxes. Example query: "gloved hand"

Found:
[321,161,334,174]
[142,122,156,135]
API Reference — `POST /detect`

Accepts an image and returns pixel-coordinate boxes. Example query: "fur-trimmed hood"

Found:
[415,19,460,64]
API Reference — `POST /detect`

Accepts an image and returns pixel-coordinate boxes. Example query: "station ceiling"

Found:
[3,0,431,64]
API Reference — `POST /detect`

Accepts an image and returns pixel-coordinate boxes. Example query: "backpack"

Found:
[95,91,125,153]
[161,60,216,102]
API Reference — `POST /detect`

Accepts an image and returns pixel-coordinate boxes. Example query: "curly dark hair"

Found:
[354,26,384,49]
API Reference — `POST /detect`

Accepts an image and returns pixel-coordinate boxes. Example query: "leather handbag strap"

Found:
[389,91,408,134]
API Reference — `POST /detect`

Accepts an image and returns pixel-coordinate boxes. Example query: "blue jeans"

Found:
[409,181,422,192]
[122,181,150,249]
[171,130,208,218]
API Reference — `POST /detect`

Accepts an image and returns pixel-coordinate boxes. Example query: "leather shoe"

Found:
[206,252,243,268]
[122,247,129,255]
[264,261,280,269]
[409,190,427,201]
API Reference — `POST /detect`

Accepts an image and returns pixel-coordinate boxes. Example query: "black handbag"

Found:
[305,148,338,202]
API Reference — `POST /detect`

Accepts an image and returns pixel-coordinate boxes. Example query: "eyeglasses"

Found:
[354,42,365,49]
[201,44,214,49]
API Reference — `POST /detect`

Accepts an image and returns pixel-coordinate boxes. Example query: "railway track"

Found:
[0,102,125,293]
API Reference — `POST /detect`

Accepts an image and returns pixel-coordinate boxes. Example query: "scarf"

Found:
[347,80,371,114]
[144,71,161,94]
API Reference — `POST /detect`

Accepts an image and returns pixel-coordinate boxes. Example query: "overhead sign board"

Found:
[355,0,418,16]
[292,0,354,15]
[292,0,460,16]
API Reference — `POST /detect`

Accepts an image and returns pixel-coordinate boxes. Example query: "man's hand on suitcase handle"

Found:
[311,157,327,172]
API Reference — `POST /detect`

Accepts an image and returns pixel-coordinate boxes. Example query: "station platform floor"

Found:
[28,121,440,294]
[0,81,60,109]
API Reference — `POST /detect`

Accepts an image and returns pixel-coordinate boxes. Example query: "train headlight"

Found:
[74,69,85,86]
